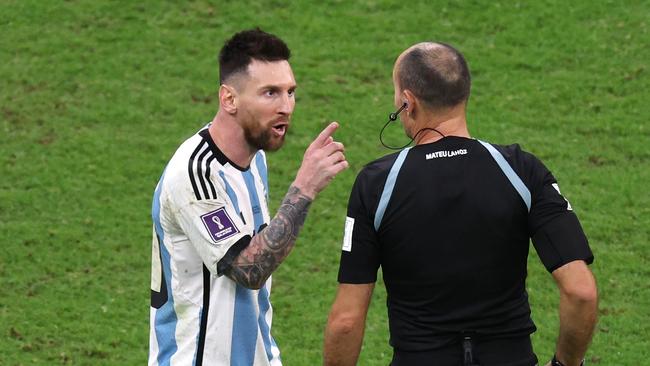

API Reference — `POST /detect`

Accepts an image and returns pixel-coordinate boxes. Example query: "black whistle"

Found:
[463,336,480,366]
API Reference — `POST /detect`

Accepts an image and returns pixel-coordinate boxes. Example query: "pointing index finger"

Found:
[314,122,339,147]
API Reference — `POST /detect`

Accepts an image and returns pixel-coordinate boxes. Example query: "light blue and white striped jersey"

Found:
[149,125,281,366]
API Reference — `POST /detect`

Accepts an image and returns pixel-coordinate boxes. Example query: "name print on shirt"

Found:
[425,149,468,160]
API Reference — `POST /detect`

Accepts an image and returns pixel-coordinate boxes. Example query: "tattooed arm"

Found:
[222,122,348,289]
[222,186,312,289]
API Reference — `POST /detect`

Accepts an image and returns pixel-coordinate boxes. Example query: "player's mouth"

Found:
[271,121,289,137]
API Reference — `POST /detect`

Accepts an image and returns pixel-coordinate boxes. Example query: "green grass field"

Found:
[1,0,648,364]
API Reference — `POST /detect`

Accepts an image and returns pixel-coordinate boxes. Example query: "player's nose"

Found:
[278,92,295,115]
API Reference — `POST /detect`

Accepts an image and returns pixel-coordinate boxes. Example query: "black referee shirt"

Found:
[338,136,593,352]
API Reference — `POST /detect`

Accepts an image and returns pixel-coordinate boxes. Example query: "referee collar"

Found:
[412,135,473,148]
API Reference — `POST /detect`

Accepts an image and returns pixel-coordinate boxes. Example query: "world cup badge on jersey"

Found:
[201,208,240,243]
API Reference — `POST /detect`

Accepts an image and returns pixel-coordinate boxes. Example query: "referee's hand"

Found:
[293,122,348,200]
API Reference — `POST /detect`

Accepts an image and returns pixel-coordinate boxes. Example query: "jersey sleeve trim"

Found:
[216,235,252,276]
[374,147,412,231]
[477,140,531,211]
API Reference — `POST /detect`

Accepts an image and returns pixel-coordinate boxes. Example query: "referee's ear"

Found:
[402,89,417,119]
[219,84,238,114]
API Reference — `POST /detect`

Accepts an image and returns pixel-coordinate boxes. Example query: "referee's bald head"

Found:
[394,42,471,110]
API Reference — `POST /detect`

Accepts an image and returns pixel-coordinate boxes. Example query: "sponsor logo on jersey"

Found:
[425,149,468,160]
[201,208,240,243]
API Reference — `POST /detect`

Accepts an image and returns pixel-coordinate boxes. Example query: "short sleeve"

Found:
[174,194,251,275]
[526,155,594,272]
[337,170,381,284]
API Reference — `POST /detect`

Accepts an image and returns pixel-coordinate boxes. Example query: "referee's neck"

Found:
[414,113,470,145]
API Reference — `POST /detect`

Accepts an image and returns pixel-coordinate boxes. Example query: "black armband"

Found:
[532,212,593,272]
[216,235,252,276]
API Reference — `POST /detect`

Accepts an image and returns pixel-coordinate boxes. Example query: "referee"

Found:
[323,42,597,366]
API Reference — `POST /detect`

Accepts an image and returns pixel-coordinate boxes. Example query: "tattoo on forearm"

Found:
[224,186,312,289]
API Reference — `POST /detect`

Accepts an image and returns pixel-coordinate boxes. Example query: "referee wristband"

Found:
[551,354,584,366]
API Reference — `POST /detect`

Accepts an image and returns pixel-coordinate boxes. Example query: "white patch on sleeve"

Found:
[342,217,355,252]
[552,183,573,211]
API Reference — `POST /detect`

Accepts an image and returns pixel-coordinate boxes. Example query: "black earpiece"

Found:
[380,101,445,150]
[388,102,408,122]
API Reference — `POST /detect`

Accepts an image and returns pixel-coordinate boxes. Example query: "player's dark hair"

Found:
[218,28,291,84]
[397,43,471,109]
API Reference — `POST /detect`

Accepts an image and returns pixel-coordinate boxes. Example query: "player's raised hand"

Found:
[293,122,349,199]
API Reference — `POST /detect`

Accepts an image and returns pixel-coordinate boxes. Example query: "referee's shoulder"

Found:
[486,140,523,156]
[483,140,549,182]
[484,140,540,164]
[358,150,403,177]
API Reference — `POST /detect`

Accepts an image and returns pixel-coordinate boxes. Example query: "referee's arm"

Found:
[527,159,597,366]
[548,260,598,366]
[324,283,375,366]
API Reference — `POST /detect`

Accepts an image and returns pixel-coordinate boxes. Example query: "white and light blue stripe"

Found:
[374,147,412,231]
[477,140,531,211]
[152,171,178,366]
[255,151,269,201]
[221,164,276,365]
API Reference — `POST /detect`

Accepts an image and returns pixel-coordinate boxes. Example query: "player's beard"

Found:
[243,119,287,152]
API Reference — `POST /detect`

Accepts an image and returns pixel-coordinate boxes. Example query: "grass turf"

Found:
[1,0,648,364]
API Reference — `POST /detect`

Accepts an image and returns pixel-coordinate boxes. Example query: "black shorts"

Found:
[390,336,538,366]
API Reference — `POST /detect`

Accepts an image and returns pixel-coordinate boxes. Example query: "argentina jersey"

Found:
[149,125,281,366]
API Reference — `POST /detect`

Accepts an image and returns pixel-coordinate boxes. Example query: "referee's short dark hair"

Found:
[218,28,291,84]
[397,42,471,109]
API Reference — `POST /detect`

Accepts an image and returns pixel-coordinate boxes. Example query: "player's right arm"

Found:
[221,122,348,289]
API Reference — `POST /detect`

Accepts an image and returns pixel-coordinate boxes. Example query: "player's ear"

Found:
[219,84,237,114]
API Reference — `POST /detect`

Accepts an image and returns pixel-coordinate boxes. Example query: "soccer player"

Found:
[324,42,597,366]
[149,28,348,365]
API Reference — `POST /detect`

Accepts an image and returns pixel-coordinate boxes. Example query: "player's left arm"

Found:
[324,283,374,366]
